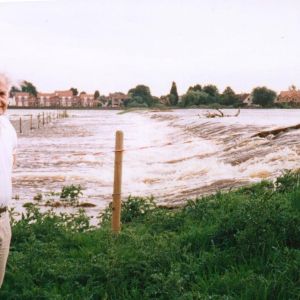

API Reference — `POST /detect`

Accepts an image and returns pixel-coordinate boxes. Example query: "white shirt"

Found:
[0,115,17,207]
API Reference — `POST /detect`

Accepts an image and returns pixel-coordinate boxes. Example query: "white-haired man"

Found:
[0,74,17,288]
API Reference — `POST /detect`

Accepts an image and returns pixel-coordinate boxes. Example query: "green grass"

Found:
[1,172,300,299]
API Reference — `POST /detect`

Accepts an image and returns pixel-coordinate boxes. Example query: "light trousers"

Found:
[0,212,11,288]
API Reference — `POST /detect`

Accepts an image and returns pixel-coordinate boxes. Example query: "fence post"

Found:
[30,114,33,130]
[112,130,124,233]
[37,114,40,129]
[19,117,22,134]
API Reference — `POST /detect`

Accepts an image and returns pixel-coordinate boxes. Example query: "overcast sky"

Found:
[0,0,300,96]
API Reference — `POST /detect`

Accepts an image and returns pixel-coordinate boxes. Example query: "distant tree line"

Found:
[123,82,278,109]
[178,84,277,108]
[9,80,280,108]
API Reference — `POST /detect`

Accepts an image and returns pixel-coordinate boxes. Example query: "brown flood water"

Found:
[8,109,300,224]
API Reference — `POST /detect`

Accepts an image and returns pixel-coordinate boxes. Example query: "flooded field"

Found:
[8,109,300,223]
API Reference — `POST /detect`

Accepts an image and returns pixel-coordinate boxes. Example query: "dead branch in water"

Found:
[251,123,300,138]
[216,108,224,117]
[234,109,241,117]
[199,109,240,118]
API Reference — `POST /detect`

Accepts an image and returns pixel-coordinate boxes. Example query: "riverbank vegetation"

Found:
[1,171,300,299]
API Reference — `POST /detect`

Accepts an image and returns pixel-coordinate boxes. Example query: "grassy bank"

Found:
[1,172,300,299]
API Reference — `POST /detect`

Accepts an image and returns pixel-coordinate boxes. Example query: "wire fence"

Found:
[10,111,68,135]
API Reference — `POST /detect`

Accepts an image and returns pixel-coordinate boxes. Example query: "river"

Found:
[8,109,300,223]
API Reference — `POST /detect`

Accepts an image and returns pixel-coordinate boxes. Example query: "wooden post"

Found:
[30,114,33,130]
[19,117,22,134]
[43,112,45,126]
[37,114,40,129]
[112,130,124,233]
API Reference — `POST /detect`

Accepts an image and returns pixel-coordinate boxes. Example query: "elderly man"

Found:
[0,74,17,288]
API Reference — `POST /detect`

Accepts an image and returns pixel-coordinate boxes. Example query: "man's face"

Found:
[0,80,9,115]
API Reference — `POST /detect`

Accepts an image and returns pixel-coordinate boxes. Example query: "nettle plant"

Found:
[60,184,83,204]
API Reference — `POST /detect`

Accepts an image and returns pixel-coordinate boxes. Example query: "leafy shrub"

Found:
[275,170,300,193]
[101,195,156,224]
[60,184,83,203]
[121,196,156,223]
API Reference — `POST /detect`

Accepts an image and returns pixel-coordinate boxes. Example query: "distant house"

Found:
[276,88,300,105]
[159,95,171,106]
[13,89,129,108]
[238,93,252,106]
[37,92,56,107]
[79,93,97,107]
[55,90,75,107]
[107,92,129,108]
[37,90,78,107]
[14,92,37,107]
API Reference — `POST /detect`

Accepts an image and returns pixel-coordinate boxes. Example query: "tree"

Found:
[221,86,240,106]
[70,88,78,96]
[94,90,100,100]
[128,85,154,107]
[252,86,277,107]
[21,81,38,97]
[169,81,179,106]
[202,84,221,104]
[126,96,148,108]
[202,84,219,97]
[9,86,21,97]
[187,84,202,93]
[180,90,210,107]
